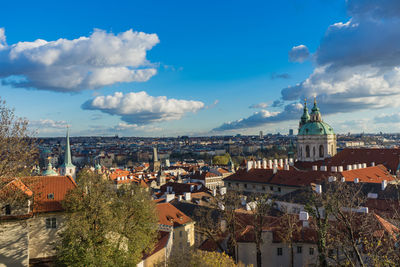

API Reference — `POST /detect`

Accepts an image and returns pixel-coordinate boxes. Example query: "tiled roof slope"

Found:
[296,148,400,174]
[156,202,193,227]
[224,165,394,187]
[21,176,77,213]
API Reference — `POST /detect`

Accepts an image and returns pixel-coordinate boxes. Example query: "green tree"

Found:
[212,153,231,165]
[56,170,158,267]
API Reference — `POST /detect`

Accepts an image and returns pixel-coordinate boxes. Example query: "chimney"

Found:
[320,166,327,172]
[338,166,344,172]
[299,211,309,220]
[289,158,294,166]
[284,164,290,171]
[315,184,322,194]
[257,160,262,169]
[274,159,278,166]
[354,178,359,183]
[328,176,336,182]
[177,195,183,201]
[279,159,284,168]
[347,165,352,171]
[284,158,289,165]
[273,164,278,174]
[341,177,346,182]
[184,192,191,201]
[262,160,267,169]
[312,165,318,171]
[353,164,358,170]
[166,193,175,203]
[247,161,253,171]
[219,187,227,195]
[268,160,273,169]
[362,163,367,168]
[212,188,217,196]
[357,163,362,169]
[381,180,387,190]
[331,166,338,172]
[371,162,375,167]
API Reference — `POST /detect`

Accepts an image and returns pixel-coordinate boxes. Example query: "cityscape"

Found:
[1,1,400,267]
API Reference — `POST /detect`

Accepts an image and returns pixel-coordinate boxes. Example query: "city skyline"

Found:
[1,0,400,137]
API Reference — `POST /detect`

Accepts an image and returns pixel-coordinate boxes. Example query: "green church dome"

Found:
[298,121,335,135]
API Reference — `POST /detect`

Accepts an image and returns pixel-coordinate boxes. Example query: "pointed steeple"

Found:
[62,127,74,168]
[299,98,310,129]
[60,127,76,179]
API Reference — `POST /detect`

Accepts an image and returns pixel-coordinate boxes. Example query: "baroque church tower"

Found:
[60,128,76,179]
[297,98,337,162]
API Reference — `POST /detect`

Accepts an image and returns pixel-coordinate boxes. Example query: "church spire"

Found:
[60,127,76,179]
[63,127,73,167]
[299,98,310,129]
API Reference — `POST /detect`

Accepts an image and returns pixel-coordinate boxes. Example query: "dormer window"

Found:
[47,193,54,199]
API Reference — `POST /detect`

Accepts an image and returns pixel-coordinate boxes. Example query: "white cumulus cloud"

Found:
[0,28,159,92]
[82,91,205,125]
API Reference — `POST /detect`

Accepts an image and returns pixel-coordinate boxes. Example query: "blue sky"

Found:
[1,0,399,136]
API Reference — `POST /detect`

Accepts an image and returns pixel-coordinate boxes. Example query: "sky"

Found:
[1,0,400,137]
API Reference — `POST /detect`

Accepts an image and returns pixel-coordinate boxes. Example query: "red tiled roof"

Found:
[160,182,207,195]
[21,176,77,213]
[155,202,192,227]
[296,148,400,174]
[0,178,33,198]
[224,168,328,187]
[224,165,394,187]
[341,165,394,183]
[142,231,170,260]
[374,214,400,241]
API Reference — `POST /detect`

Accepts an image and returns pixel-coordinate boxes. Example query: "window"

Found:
[179,230,183,237]
[328,249,334,257]
[278,187,281,192]
[277,248,283,256]
[244,184,247,188]
[47,193,54,199]
[5,204,11,215]
[319,145,324,158]
[46,217,57,229]
[69,169,72,174]
[306,145,310,158]
[309,247,314,255]
[300,147,302,157]
[297,246,302,253]
[270,186,273,191]
[262,186,266,191]
[313,146,316,157]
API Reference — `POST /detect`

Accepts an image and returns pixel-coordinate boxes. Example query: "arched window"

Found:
[319,145,324,158]
[313,146,316,157]
[300,147,302,157]
[331,144,334,154]
[306,145,310,158]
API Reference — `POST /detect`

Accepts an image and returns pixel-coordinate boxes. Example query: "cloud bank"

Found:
[82,91,205,125]
[0,28,159,92]
[215,0,400,131]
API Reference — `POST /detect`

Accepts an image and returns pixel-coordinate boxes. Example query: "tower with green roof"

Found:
[60,127,76,179]
[297,98,337,162]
